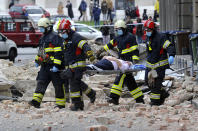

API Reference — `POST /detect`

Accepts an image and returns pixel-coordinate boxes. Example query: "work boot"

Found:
[70,105,84,111]
[149,102,162,106]
[90,90,96,103]
[54,105,65,109]
[66,98,70,103]
[28,100,40,108]
[160,89,170,104]
[70,102,84,111]
[107,97,119,105]
[135,97,145,104]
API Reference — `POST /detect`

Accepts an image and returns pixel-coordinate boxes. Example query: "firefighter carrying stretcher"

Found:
[57,19,96,111]
[97,19,144,105]
[144,20,176,106]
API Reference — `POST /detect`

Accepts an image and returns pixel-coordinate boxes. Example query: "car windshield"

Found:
[10,6,23,13]
[26,9,43,14]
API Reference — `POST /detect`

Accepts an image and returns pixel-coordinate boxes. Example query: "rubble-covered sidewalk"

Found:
[0,55,198,131]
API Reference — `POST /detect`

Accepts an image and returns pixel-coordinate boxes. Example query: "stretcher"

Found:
[85,68,145,75]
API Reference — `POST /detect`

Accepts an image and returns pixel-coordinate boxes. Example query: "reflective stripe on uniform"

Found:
[130,87,143,99]
[56,98,66,106]
[111,89,122,96]
[121,45,138,54]
[112,85,122,91]
[78,40,87,49]
[104,45,110,51]
[133,91,143,99]
[146,59,169,69]
[54,47,62,52]
[54,59,62,65]
[163,40,171,49]
[130,87,141,95]
[35,55,39,60]
[84,87,91,95]
[132,55,140,60]
[147,41,152,51]
[67,61,86,68]
[50,56,54,60]
[70,91,81,98]
[110,40,114,45]
[45,47,54,52]
[150,93,160,99]
[33,93,43,103]
[110,74,126,96]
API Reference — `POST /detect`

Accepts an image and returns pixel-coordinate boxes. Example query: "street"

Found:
[14,47,38,66]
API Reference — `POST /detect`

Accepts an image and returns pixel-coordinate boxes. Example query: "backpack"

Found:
[130,7,137,19]
[101,1,108,13]
[80,2,87,11]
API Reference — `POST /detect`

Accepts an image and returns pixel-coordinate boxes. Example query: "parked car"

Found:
[9,5,50,19]
[50,15,71,24]
[0,15,42,47]
[73,23,103,43]
[53,22,102,43]
[0,33,18,62]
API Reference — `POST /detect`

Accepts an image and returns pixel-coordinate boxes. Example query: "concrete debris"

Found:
[95,116,115,125]
[0,55,198,130]
[86,125,108,131]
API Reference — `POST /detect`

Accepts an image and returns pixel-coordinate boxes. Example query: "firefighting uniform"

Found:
[103,32,144,102]
[63,30,95,108]
[145,31,175,105]
[33,31,65,107]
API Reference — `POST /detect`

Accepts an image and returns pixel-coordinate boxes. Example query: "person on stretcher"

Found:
[86,56,145,71]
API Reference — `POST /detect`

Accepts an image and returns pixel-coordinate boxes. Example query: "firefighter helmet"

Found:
[58,19,71,30]
[114,20,126,29]
[144,20,155,29]
[38,18,51,28]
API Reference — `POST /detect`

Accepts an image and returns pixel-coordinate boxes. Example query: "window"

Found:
[26,9,43,14]
[0,34,3,41]
[10,6,23,14]
[75,25,90,32]
[115,0,134,10]
[0,22,2,31]
[4,23,16,32]
[20,22,34,32]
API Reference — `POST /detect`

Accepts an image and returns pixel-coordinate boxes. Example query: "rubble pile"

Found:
[0,59,197,130]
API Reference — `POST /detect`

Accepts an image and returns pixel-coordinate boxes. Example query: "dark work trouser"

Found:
[145,68,166,104]
[64,79,70,101]
[69,68,95,107]
[110,73,144,101]
[33,65,65,107]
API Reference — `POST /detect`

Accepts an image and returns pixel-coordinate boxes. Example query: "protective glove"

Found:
[51,66,59,72]
[168,56,174,65]
[35,62,39,68]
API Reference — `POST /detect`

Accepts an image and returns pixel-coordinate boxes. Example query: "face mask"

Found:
[117,29,123,36]
[146,31,152,37]
[62,33,68,39]
[39,27,45,33]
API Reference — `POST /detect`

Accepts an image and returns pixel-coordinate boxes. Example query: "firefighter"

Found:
[144,20,176,106]
[29,18,65,109]
[97,20,144,105]
[57,19,96,111]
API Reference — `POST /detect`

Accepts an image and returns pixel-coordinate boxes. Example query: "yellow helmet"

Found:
[114,20,126,29]
[38,18,51,28]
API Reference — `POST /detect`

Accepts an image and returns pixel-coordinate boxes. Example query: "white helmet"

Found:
[114,20,126,29]
[38,18,51,28]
